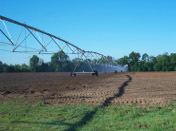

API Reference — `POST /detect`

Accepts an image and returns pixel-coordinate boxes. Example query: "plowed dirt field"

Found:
[0,72,176,107]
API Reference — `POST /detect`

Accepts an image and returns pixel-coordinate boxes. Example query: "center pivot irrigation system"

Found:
[0,15,121,76]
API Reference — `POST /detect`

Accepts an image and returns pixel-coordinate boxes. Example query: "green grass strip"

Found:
[0,101,176,131]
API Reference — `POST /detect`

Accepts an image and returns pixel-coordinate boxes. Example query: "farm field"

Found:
[0,72,176,130]
[0,72,176,107]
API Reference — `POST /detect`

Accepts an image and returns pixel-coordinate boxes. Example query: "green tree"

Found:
[129,51,141,64]
[149,56,157,65]
[21,64,29,72]
[51,51,69,72]
[0,61,3,72]
[153,63,161,71]
[14,64,21,72]
[30,55,39,72]
[170,53,176,65]
[128,51,141,71]
[157,53,170,71]
[8,65,14,72]
[116,56,129,65]
[2,63,9,72]
[142,53,149,62]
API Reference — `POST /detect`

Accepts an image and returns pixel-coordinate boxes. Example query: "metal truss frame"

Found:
[0,15,116,74]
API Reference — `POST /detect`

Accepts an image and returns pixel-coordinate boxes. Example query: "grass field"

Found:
[0,101,176,131]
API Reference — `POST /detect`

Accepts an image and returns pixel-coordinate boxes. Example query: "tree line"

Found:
[1,51,176,72]
[117,51,176,72]
[0,51,93,73]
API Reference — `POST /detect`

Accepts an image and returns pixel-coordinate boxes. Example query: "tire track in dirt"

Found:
[65,74,132,131]
[0,72,175,107]
[43,73,130,105]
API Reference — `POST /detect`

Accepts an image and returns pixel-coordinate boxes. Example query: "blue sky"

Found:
[0,0,176,65]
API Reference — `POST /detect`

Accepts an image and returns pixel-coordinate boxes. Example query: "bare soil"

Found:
[0,72,176,107]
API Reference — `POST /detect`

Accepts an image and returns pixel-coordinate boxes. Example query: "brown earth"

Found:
[0,72,176,107]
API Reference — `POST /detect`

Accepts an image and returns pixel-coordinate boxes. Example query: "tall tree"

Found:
[51,51,69,72]
[128,51,141,71]
[142,53,149,62]
[157,53,170,71]
[170,53,176,65]
[129,51,141,63]
[30,55,39,72]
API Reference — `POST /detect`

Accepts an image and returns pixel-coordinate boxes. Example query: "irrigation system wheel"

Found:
[92,70,98,76]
